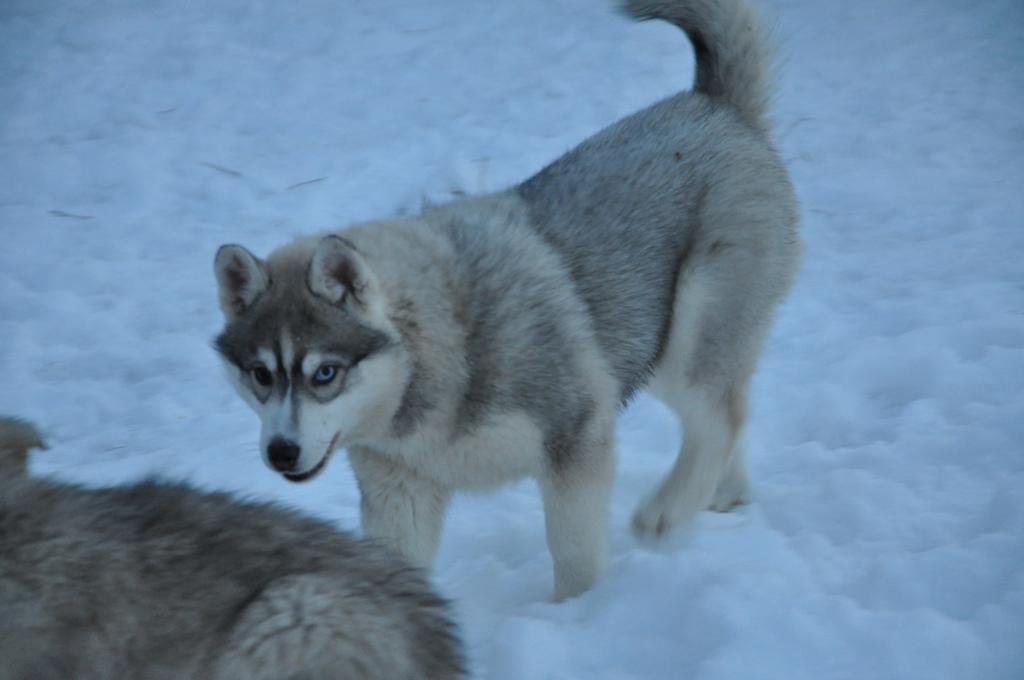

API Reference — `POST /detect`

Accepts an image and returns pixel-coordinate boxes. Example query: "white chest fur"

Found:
[373,410,547,490]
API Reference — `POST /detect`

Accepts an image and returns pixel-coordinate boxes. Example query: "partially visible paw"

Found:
[553,567,600,602]
[707,488,748,513]
[707,468,750,513]
[631,492,682,539]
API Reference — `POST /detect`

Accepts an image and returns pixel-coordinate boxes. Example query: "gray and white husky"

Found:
[0,417,464,680]
[214,0,800,600]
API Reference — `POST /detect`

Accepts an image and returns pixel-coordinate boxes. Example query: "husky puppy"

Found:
[213,0,800,600]
[0,418,464,680]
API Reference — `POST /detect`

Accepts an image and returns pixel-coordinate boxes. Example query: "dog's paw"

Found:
[631,494,682,539]
[707,493,748,513]
[706,468,750,513]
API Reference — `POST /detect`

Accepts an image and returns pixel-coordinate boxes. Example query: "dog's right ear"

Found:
[308,235,381,311]
[214,244,269,320]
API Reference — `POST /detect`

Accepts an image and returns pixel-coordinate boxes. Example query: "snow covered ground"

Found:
[2,0,1022,677]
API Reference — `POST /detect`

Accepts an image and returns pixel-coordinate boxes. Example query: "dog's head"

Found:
[213,235,409,483]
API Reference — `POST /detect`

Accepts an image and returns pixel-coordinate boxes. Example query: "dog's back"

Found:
[518,0,798,402]
[0,420,464,680]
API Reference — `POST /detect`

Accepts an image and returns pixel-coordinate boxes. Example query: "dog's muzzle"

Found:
[281,433,340,484]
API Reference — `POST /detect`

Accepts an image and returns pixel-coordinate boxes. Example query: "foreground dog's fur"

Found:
[0,418,464,680]
[214,0,800,600]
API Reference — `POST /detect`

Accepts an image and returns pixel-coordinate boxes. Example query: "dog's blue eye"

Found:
[312,365,338,386]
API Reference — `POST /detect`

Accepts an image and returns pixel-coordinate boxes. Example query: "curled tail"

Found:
[626,0,775,131]
[0,416,46,475]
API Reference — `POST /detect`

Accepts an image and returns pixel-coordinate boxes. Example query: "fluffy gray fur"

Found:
[214,0,800,600]
[0,417,464,680]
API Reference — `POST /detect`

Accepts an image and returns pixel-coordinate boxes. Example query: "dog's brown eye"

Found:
[250,365,273,387]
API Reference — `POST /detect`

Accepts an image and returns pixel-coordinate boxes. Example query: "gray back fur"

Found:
[0,420,465,680]
[518,93,795,403]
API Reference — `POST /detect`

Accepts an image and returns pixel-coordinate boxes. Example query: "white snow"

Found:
[2,0,1022,678]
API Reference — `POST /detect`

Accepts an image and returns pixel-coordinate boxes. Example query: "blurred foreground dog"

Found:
[0,418,464,680]
[214,0,800,600]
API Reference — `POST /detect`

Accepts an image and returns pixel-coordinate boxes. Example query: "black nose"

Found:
[267,437,300,472]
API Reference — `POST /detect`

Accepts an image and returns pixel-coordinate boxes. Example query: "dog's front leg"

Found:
[348,446,451,570]
[537,432,614,601]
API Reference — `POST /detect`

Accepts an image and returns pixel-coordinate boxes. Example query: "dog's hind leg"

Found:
[632,210,792,538]
[632,377,747,538]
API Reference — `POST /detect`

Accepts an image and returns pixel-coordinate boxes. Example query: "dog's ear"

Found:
[0,416,47,477]
[214,244,269,320]
[308,235,379,309]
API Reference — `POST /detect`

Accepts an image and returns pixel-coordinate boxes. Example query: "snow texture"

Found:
[1,0,1022,678]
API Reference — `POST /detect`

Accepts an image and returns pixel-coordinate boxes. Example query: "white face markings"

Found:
[279,332,296,379]
[302,352,324,387]
[268,382,296,438]
[256,348,278,374]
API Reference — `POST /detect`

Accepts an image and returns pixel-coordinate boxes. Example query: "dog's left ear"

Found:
[214,244,269,320]
[308,235,380,310]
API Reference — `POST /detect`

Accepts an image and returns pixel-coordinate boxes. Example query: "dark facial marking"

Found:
[215,299,388,377]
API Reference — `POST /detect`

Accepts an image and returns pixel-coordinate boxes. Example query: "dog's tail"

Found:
[625,0,774,131]
[0,417,46,475]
